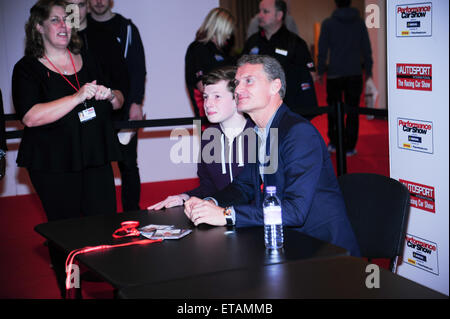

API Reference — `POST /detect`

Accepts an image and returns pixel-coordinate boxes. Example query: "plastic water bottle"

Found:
[263,186,284,249]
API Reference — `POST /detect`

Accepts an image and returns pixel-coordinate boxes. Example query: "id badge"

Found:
[78,107,96,123]
[275,48,288,56]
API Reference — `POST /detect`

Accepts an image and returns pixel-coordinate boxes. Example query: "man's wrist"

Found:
[203,197,218,206]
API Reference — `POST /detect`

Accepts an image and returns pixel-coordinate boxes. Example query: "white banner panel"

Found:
[387,0,449,295]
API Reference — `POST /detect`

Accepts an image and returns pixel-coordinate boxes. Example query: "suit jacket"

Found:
[213,104,360,256]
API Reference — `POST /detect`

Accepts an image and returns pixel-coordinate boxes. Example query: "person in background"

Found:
[184,55,360,257]
[318,0,373,156]
[185,7,235,119]
[148,66,254,210]
[65,0,129,109]
[243,0,318,119]
[12,0,124,297]
[88,0,146,211]
[246,1,299,39]
[0,90,6,180]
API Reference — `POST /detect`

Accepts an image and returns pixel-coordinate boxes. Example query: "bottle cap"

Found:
[266,186,276,193]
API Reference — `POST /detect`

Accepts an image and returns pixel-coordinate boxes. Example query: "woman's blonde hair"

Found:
[195,7,235,48]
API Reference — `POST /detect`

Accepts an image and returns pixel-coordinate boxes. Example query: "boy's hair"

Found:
[202,66,237,97]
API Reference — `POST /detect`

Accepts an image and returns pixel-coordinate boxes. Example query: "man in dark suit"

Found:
[184,55,360,256]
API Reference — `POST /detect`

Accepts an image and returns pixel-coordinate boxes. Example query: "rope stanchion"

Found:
[4,116,210,139]
[335,102,347,176]
[3,107,388,141]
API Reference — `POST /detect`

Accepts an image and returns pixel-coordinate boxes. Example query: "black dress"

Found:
[12,53,122,221]
[12,54,122,172]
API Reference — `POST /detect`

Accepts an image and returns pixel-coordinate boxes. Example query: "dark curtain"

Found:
[220,0,260,54]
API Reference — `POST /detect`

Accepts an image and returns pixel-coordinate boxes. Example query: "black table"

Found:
[35,207,348,290]
[117,256,447,299]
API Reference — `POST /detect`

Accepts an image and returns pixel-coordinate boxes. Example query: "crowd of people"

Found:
[9,0,372,297]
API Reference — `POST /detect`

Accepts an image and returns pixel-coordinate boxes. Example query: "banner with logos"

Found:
[387,0,448,295]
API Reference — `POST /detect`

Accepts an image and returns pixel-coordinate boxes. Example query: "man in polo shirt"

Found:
[242,0,318,119]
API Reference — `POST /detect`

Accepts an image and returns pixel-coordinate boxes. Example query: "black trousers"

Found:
[326,75,363,151]
[117,132,141,211]
[28,163,117,297]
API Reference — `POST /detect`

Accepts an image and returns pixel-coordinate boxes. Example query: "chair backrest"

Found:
[338,173,410,262]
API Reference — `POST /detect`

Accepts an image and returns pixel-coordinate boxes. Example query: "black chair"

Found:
[338,173,410,272]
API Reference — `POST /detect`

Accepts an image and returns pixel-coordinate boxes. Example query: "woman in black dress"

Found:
[12,0,125,297]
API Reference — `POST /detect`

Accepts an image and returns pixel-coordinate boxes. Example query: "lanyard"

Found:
[44,49,81,92]
[113,221,141,239]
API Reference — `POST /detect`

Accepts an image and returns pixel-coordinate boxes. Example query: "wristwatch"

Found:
[223,207,233,226]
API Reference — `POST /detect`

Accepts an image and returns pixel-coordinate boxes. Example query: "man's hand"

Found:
[147,194,190,211]
[129,103,143,120]
[184,197,226,226]
[183,196,204,218]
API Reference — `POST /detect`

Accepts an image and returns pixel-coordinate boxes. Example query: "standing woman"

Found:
[185,7,235,118]
[12,0,124,297]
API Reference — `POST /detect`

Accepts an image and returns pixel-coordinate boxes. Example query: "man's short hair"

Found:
[237,55,286,99]
[274,0,287,22]
[335,0,351,8]
[202,66,237,97]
